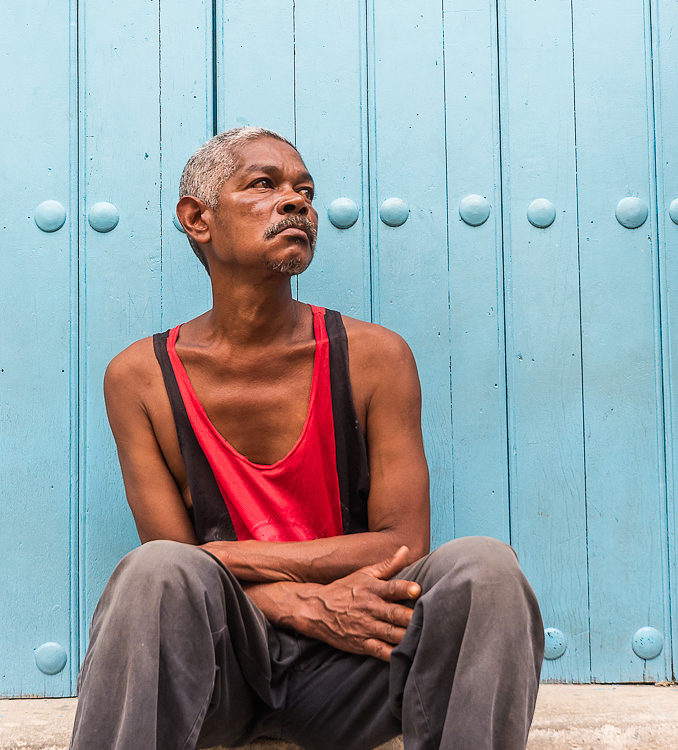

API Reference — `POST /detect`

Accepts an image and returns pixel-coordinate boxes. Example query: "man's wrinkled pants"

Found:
[69,537,544,750]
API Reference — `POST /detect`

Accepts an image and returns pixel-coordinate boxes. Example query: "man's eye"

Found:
[299,187,314,200]
[252,178,272,188]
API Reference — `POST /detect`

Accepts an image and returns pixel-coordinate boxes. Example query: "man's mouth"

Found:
[278,227,310,243]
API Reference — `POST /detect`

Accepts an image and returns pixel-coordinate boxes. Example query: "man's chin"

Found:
[265,254,313,276]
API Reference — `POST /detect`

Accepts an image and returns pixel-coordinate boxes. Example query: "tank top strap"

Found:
[152,330,238,541]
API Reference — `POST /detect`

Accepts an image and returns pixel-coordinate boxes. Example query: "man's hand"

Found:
[247,546,421,662]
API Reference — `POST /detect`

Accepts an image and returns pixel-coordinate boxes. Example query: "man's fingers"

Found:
[373,576,421,602]
[362,637,394,663]
[365,545,411,580]
[369,600,414,628]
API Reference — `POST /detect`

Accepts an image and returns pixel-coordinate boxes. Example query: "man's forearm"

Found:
[201,528,426,584]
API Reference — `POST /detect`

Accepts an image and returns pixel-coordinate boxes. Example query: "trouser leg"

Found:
[390,536,545,750]
[280,536,543,750]
[70,540,280,750]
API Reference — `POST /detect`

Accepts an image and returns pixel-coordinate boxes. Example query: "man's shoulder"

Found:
[104,335,160,405]
[340,313,416,368]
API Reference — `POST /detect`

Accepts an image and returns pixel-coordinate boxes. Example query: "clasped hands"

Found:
[261,546,421,662]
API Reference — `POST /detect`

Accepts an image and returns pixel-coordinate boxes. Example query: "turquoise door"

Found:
[2,0,677,695]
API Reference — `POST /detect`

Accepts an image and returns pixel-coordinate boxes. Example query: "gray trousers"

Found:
[70,536,544,750]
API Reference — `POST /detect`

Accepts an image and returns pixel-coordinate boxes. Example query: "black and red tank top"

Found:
[152,306,370,543]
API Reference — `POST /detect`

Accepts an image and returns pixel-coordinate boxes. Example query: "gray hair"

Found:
[178,126,298,273]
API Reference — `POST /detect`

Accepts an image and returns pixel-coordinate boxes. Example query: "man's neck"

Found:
[201,269,303,348]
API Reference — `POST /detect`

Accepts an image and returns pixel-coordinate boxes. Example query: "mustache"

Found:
[263,216,318,245]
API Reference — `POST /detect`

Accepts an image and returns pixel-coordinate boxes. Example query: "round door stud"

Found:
[668,198,678,225]
[34,200,66,233]
[88,202,119,233]
[327,198,359,229]
[459,194,490,226]
[543,627,567,660]
[615,197,648,229]
[172,214,186,233]
[34,642,67,675]
[379,197,409,227]
[632,627,663,660]
[527,199,556,228]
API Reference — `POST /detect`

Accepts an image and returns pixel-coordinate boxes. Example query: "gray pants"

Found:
[70,536,544,750]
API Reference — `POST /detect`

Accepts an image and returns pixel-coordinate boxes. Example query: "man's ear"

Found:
[176,196,212,247]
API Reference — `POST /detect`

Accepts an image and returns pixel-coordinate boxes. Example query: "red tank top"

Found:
[166,305,344,542]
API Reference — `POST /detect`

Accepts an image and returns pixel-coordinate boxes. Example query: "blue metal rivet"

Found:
[668,198,678,225]
[172,214,186,233]
[527,199,556,228]
[615,197,648,229]
[34,200,66,232]
[379,197,409,227]
[632,627,663,660]
[459,194,490,227]
[34,642,67,675]
[88,202,119,233]
[327,198,359,229]
[543,627,567,660]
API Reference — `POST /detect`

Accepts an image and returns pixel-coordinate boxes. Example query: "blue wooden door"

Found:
[2,0,677,695]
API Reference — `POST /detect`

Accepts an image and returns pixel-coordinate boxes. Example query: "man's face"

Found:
[208,137,318,276]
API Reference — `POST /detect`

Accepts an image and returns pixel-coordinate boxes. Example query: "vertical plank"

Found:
[498,0,589,681]
[443,0,510,542]
[0,0,77,697]
[294,0,371,320]
[653,0,678,679]
[79,0,162,659]
[160,0,214,327]
[368,0,454,547]
[573,0,670,681]
[216,0,295,139]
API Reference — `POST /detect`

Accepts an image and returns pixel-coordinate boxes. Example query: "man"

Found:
[70,126,544,750]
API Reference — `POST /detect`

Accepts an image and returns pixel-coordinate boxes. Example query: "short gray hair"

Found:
[178,126,298,273]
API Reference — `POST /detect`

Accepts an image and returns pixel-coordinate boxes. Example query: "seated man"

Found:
[70,126,544,750]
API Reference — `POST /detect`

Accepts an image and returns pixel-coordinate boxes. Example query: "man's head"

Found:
[177,127,318,277]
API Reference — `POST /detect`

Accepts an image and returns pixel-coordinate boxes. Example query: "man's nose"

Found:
[276,191,308,216]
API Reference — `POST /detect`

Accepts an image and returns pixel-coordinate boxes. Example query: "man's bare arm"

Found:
[104,324,429,584]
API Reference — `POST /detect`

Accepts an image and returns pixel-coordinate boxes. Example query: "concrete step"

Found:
[1,685,677,749]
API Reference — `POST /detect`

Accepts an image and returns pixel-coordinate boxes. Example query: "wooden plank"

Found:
[294,0,371,320]
[649,0,678,679]
[216,0,295,139]
[79,0,162,661]
[498,0,589,682]
[0,0,76,695]
[442,0,510,543]
[572,0,670,681]
[368,0,454,547]
[159,0,214,327]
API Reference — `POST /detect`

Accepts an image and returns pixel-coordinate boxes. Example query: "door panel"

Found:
[572,0,670,682]
[443,0,510,543]
[498,0,589,682]
[78,0,164,657]
[368,1,455,547]
[0,0,78,697]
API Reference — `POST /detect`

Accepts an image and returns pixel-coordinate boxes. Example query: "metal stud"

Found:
[632,627,663,660]
[172,214,186,233]
[327,198,359,229]
[459,194,490,226]
[34,200,66,233]
[379,197,409,227]
[543,627,567,660]
[34,642,67,675]
[615,197,648,229]
[668,198,678,225]
[527,199,556,228]
[88,202,119,233]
